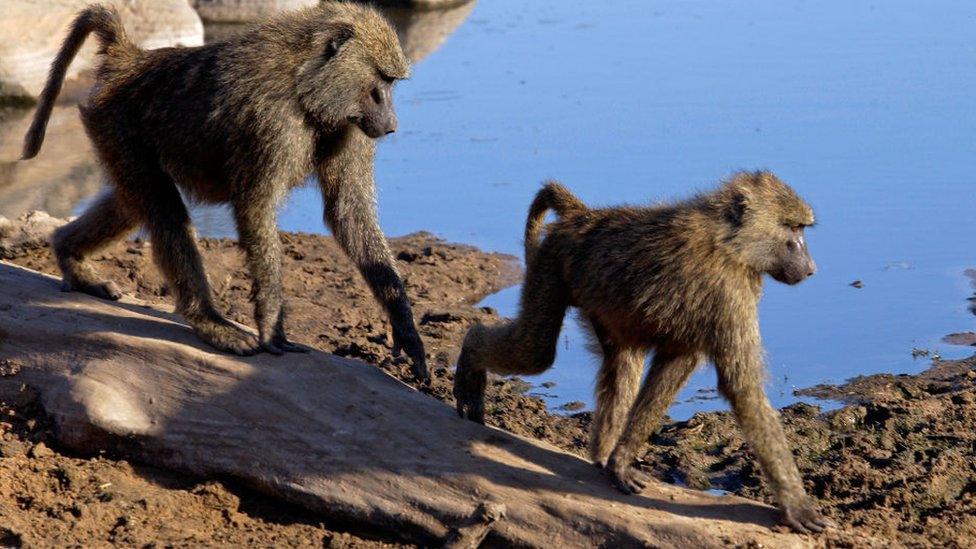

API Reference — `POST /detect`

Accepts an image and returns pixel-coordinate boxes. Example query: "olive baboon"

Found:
[454,172,833,533]
[22,4,427,380]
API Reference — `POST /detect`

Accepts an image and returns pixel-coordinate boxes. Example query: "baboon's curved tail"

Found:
[524,180,586,263]
[22,5,132,160]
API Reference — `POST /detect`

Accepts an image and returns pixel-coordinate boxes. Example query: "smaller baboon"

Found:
[454,172,833,533]
[21,4,427,380]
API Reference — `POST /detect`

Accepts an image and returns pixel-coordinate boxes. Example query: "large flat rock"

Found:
[192,0,318,24]
[0,262,806,547]
[0,0,203,99]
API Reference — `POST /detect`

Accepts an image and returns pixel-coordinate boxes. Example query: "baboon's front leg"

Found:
[713,336,834,533]
[232,188,305,356]
[589,322,645,466]
[591,346,646,467]
[109,158,260,356]
[318,127,427,381]
[606,349,699,494]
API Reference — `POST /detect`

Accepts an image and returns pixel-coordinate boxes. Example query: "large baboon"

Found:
[22,4,427,380]
[454,172,832,532]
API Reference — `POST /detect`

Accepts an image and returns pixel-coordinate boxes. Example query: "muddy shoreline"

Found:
[0,219,973,546]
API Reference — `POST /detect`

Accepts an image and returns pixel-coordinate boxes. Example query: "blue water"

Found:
[58,1,976,418]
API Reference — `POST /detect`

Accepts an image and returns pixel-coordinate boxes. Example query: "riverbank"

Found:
[0,212,972,546]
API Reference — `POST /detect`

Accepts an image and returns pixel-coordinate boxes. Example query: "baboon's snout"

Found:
[358,84,397,138]
[789,254,817,284]
[770,251,817,285]
[805,257,817,278]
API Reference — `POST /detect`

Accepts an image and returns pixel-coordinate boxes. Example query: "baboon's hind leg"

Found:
[454,245,569,423]
[590,332,645,468]
[107,156,260,356]
[453,343,490,423]
[53,189,136,300]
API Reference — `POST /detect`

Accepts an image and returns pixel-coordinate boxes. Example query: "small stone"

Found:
[0,218,13,239]
[0,527,21,548]
[506,379,531,395]
[0,359,21,377]
[828,406,867,432]
[28,442,54,458]
[0,439,27,458]
[951,392,975,405]
[783,402,820,418]
[396,250,419,262]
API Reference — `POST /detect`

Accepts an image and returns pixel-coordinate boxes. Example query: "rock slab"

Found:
[0,0,203,99]
[192,0,319,23]
[0,262,806,547]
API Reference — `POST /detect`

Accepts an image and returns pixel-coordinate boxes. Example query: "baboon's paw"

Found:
[453,355,486,423]
[780,499,835,534]
[260,336,310,356]
[62,278,123,301]
[453,384,486,423]
[607,460,651,495]
[410,359,430,385]
[589,436,614,469]
[194,319,261,356]
[590,454,610,470]
[392,326,429,384]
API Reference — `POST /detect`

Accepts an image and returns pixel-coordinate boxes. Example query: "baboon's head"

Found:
[296,4,409,138]
[722,171,816,285]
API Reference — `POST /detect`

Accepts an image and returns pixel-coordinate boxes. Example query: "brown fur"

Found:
[454,172,831,532]
[21,3,427,380]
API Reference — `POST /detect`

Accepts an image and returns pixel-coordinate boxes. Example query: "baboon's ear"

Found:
[725,191,749,227]
[323,25,354,61]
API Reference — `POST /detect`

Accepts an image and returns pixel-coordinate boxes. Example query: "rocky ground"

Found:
[0,214,973,547]
[641,358,976,547]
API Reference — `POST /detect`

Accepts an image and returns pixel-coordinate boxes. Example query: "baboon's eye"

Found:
[324,28,353,61]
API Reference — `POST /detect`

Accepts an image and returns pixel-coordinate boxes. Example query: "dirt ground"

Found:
[641,357,976,548]
[1,225,974,547]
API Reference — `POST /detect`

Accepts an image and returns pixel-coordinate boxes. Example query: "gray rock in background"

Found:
[0,210,66,259]
[371,0,473,9]
[192,0,318,23]
[195,1,476,26]
[201,1,477,64]
[382,1,476,63]
[0,106,103,219]
[0,0,203,100]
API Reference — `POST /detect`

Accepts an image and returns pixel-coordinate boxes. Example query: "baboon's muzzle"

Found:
[358,83,397,138]
[771,252,816,285]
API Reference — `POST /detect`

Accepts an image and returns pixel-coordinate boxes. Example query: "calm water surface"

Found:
[5,0,976,418]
